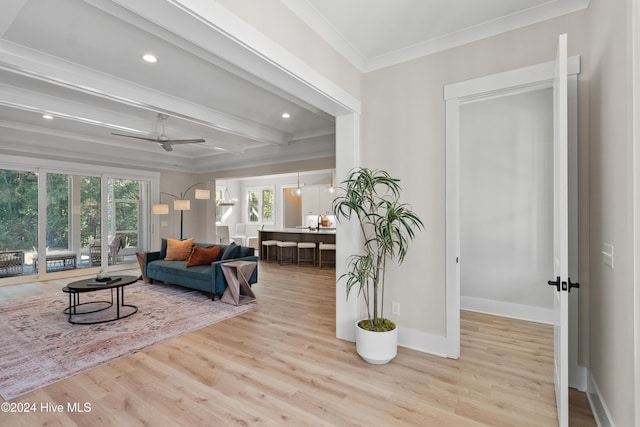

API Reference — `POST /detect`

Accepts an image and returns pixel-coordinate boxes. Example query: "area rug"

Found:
[0,281,255,400]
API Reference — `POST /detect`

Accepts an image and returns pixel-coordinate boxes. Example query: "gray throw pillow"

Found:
[220,242,241,260]
[159,238,168,259]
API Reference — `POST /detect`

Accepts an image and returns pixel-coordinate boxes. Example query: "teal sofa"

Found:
[143,242,258,299]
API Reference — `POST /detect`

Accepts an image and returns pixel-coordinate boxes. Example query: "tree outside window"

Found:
[109,179,144,250]
[0,165,153,278]
[0,169,38,251]
[262,189,274,222]
[248,191,259,222]
[215,190,222,222]
[247,186,274,224]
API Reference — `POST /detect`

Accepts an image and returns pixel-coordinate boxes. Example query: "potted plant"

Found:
[333,167,424,364]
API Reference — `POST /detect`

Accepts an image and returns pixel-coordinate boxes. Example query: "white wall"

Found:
[158,171,211,243]
[361,11,591,355]
[216,170,333,233]
[460,88,553,322]
[587,0,636,425]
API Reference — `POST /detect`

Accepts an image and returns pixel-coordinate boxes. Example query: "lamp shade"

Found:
[174,199,191,211]
[195,188,210,199]
[151,204,169,215]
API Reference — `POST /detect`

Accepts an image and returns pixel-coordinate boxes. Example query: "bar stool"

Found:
[297,242,316,266]
[277,241,297,265]
[319,242,336,268]
[262,240,280,263]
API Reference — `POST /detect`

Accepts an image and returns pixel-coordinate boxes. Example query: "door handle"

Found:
[547,276,561,292]
[568,278,580,292]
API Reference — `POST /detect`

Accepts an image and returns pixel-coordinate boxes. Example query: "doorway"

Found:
[444,57,581,391]
[283,187,302,228]
[459,87,554,323]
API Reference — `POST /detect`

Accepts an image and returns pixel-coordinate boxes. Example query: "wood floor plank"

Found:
[0,263,596,426]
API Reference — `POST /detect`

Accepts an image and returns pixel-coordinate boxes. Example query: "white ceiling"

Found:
[0,0,336,174]
[0,0,589,174]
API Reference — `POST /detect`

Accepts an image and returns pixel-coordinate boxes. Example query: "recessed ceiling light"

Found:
[142,53,158,63]
[42,114,54,120]
[281,113,291,119]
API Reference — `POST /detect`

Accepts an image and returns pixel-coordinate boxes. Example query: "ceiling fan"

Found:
[111,114,205,152]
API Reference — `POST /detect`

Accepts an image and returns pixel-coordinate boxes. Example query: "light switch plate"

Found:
[602,243,614,268]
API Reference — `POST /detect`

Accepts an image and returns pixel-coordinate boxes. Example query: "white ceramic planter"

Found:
[355,322,398,364]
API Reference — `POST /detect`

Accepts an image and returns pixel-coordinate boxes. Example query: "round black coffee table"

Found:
[65,275,139,324]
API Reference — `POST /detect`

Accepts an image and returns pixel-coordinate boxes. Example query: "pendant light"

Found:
[218,180,237,206]
[328,168,335,193]
[293,172,302,196]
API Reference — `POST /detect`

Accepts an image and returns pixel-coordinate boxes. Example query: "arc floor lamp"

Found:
[152,183,210,240]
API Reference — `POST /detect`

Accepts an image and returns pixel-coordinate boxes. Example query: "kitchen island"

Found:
[258,228,336,264]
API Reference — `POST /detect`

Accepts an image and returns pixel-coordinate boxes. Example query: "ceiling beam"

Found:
[109,0,360,116]
[0,83,250,154]
[0,40,288,145]
[83,0,336,123]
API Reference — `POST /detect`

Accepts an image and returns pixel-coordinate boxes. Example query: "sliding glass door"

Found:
[43,173,102,272]
[0,162,156,281]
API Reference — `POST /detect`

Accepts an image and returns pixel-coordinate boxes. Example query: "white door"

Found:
[549,33,576,427]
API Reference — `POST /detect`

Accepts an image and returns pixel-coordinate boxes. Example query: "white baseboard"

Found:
[461,295,554,324]
[587,370,616,427]
[397,326,452,358]
[571,364,588,391]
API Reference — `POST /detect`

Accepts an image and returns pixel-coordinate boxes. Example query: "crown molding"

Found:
[364,0,590,72]
[282,0,590,73]
[279,0,367,71]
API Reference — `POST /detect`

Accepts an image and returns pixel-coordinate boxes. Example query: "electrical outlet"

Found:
[392,302,400,315]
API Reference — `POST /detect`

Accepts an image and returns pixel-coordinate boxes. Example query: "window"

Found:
[247,187,274,224]
[46,173,70,249]
[215,190,222,222]
[109,178,147,252]
[0,169,38,277]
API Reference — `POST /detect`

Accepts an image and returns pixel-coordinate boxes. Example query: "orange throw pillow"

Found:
[164,238,194,261]
[186,245,222,267]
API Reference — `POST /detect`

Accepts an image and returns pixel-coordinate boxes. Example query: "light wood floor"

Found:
[1,263,595,426]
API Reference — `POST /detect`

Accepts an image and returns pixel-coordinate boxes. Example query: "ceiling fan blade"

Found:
[111,133,158,142]
[165,139,206,144]
[112,119,205,152]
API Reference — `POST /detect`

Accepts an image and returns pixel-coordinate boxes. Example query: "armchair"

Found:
[0,250,24,276]
[88,235,124,267]
[216,226,230,245]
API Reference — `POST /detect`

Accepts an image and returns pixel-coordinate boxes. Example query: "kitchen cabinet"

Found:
[319,186,335,214]
[301,186,318,215]
[301,185,333,215]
